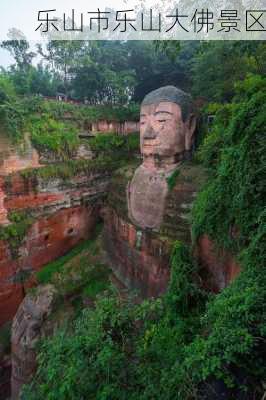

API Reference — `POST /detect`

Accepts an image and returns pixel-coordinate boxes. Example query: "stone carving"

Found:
[11,285,57,400]
[127,86,196,230]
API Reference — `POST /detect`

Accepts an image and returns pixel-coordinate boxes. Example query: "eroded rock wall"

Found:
[91,120,139,135]
[104,163,241,297]
[103,163,206,297]
[0,134,41,176]
[196,235,241,293]
[0,166,111,326]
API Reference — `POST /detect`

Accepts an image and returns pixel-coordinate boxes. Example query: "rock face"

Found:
[0,166,111,327]
[0,133,41,176]
[11,285,57,400]
[128,165,169,230]
[196,235,241,293]
[104,163,241,297]
[91,120,139,135]
[104,163,206,297]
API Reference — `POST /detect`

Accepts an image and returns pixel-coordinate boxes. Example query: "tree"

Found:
[27,65,61,97]
[0,29,35,72]
[37,41,86,95]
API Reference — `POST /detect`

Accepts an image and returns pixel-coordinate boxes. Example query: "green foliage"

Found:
[89,133,139,157]
[166,168,180,191]
[89,134,125,153]
[24,232,265,399]
[182,218,266,386]
[126,132,140,151]
[189,75,266,386]
[0,81,139,149]
[40,99,139,122]
[0,74,16,102]
[191,42,265,102]
[20,155,125,183]
[0,211,35,258]
[1,37,35,71]
[81,264,110,299]
[24,222,266,400]
[24,73,265,399]
[0,77,25,141]
[23,243,201,400]
[192,74,266,252]
[37,223,103,285]
[29,114,79,158]
[37,240,94,285]
[165,242,204,316]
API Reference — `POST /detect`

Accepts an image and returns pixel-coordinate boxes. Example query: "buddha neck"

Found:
[142,153,184,174]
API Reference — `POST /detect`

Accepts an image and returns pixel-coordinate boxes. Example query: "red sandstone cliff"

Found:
[0,141,111,326]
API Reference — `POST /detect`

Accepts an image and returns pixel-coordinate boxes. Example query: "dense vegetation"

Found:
[0,40,265,399]
[0,211,35,258]
[1,40,265,103]
[0,87,139,145]
[35,223,111,308]
[21,72,265,398]
[1,40,191,103]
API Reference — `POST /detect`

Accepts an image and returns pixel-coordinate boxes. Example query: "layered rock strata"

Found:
[0,168,111,326]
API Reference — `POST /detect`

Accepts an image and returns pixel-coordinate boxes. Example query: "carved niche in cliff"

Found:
[127,86,196,230]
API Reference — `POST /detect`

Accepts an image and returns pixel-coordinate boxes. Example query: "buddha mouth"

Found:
[142,139,160,148]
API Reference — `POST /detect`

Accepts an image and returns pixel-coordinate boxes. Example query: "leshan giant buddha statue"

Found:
[104,85,205,297]
[128,85,196,230]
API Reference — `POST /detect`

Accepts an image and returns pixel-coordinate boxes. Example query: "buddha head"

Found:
[139,85,196,170]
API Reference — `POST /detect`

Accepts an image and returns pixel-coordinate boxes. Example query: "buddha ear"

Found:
[185,114,196,151]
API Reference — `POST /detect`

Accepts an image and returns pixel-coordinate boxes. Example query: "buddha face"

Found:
[139,101,196,162]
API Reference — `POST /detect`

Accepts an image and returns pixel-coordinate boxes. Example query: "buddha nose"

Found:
[143,125,157,140]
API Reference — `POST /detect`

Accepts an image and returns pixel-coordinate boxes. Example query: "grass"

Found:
[35,222,111,317]
[37,223,103,284]
[82,263,110,299]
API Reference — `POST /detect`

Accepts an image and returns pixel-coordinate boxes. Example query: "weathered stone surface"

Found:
[91,120,139,135]
[105,163,241,297]
[0,133,41,176]
[196,235,241,292]
[0,170,111,326]
[104,162,205,297]
[128,165,169,229]
[128,86,196,230]
[74,144,94,160]
[11,284,57,400]
[104,208,171,297]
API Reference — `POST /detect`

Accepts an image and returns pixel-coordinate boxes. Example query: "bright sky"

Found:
[0,0,125,67]
[0,0,126,40]
[0,0,263,62]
